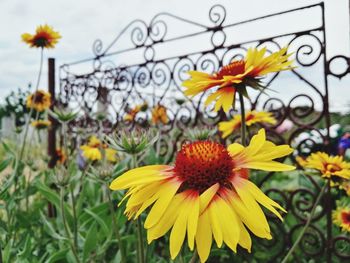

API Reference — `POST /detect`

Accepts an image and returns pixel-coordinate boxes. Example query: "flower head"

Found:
[182,47,293,112]
[152,105,168,125]
[105,148,118,163]
[124,103,148,122]
[218,111,276,138]
[80,136,102,161]
[297,152,350,186]
[31,119,51,130]
[333,206,350,233]
[110,129,294,262]
[26,90,51,112]
[22,24,61,49]
[340,181,350,196]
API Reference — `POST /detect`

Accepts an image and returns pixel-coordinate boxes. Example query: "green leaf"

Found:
[0,157,12,172]
[45,248,69,263]
[83,223,97,261]
[17,234,32,259]
[83,208,110,237]
[40,213,67,241]
[79,202,109,226]
[35,180,73,224]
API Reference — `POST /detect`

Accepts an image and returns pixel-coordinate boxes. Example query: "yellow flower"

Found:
[124,103,147,122]
[152,105,168,125]
[182,47,294,112]
[218,111,276,138]
[21,24,61,49]
[56,148,66,164]
[80,136,102,161]
[26,90,51,112]
[332,207,350,233]
[297,152,350,186]
[31,120,51,129]
[105,148,118,163]
[110,129,294,262]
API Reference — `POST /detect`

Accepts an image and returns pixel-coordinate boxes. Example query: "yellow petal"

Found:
[196,210,212,263]
[199,183,219,214]
[187,193,200,250]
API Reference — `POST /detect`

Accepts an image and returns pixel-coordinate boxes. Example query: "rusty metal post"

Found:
[47,58,57,217]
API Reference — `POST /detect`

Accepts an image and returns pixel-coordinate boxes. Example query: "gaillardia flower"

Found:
[124,103,148,122]
[152,105,168,125]
[105,148,118,163]
[218,111,276,138]
[21,24,61,49]
[332,206,350,233]
[80,136,102,161]
[56,148,66,164]
[31,119,51,129]
[26,90,51,112]
[110,129,294,262]
[296,152,350,186]
[182,47,294,112]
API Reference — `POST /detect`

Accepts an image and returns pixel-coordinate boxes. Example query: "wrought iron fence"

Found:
[55,2,350,262]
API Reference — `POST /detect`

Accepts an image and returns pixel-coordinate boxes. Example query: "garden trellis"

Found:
[50,3,350,261]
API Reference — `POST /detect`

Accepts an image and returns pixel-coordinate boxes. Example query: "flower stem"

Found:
[281,182,327,263]
[189,249,198,263]
[238,92,247,146]
[70,186,78,250]
[60,187,80,263]
[137,217,145,263]
[106,184,126,263]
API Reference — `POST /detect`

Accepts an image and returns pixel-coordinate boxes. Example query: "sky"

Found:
[0,0,349,112]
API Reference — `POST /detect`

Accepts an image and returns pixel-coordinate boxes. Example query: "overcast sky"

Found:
[0,0,349,111]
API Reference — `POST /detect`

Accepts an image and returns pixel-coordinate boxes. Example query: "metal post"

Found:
[48,58,57,218]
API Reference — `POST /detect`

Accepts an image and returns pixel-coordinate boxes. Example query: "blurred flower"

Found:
[110,129,294,262]
[187,127,217,141]
[152,105,168,125]
[31,119,51,129]
[218,111,276,138]
[339,181,350,196]
[338,132,350,156]
[332,206,350,233]
[124,103,148,122]
[26,90,51,112]
[275,119,294,134]
[182,47,294,112]
[21,24,61,49]
[296,152,350,186]
[105,148,118,163]
[80,136,102,161]
[56,148,66,164]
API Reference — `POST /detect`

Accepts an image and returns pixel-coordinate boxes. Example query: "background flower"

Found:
[22,24,61,49]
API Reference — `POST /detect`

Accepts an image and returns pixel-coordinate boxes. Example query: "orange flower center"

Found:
[174,141,234,192]
[341,211,350,225]
[325,163,342,174]
[215,60,245,79]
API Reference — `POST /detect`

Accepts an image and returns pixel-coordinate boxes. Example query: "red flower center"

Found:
[32,91,45,103]
[174,141,234,192]
[341,211,350,225]
[215,60,246,79]
[33,32,52,47]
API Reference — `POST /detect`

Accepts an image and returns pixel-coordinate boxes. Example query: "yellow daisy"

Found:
[110,129,294,262]
[182,47,294,112]
[332,207,350,233]
[21,24,61,49]
[296,152,350,186]
[218,111,277,138]
[340,181,350,196]
[26,90,51,112]
[152,105,168,125]
[80,136,102,161]
[31,119,51,130]
[105,148,118,163]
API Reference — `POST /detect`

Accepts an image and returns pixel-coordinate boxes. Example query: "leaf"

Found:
[35,180,73,224]
[17,234,32,259]
[83,223,97,261]
[0,157,12,172]
[40,213,67,241]
[2,141,15,156]
[83,208,110,237]
[45,248,69,263]
[79,202,109,225]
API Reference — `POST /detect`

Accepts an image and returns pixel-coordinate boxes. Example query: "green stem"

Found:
[189,248,198,263]
[106,184,126,263]
[238,92,247,146]
[137,217,145,263]
[60,187,80,263]
[281,183,327,263]
[70,186,78,250]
